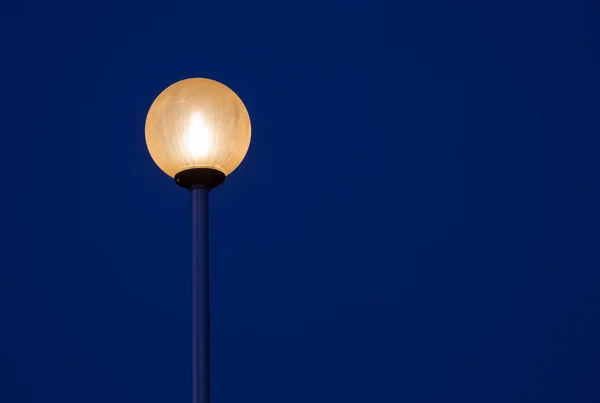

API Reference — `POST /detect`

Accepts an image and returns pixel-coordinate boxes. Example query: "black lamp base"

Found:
[174,168,226,190]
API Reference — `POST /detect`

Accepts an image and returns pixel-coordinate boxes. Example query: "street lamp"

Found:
[145,78,251,403]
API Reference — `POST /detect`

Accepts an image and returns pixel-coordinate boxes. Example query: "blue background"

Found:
[1,0,599,402]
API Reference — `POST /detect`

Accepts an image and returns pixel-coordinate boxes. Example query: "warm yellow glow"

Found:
[145,78,251,177]
[185,113,212,158]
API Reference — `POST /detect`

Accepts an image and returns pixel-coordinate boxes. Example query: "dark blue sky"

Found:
[1,1,599,402]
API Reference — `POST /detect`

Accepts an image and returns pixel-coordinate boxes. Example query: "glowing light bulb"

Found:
[145,78,251,178]
[186,113,212,158]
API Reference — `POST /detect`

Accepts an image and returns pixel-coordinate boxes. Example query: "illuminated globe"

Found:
[145,78,251,179]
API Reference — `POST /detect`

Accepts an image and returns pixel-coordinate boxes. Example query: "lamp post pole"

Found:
[176,168,226,403]
[191,185,210,403]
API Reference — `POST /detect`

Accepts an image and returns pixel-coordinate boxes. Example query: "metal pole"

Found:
[191,185,210,403]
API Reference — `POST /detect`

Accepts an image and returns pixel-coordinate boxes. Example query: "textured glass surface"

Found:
[145,78,251,177]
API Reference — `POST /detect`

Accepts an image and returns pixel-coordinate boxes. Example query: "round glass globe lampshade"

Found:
[145,78,251,178]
